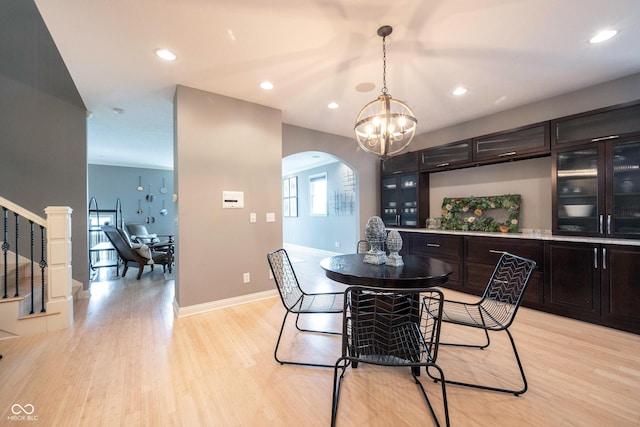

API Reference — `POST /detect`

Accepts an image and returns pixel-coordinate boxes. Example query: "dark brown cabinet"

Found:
[552,101,640,148]
[399,231,640,334]
[380,151,418,176]
[545,241,601,321]
[473,122,550,163]
[380,152,428,228]
[408,233,463,287]
[419,140,472,171]
[553,136,640,238]
[381,173,426,228]
[545,240,640,334]
[465,236,544,306]
[601,244,640,333]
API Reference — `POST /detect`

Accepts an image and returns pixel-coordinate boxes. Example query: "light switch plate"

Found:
[266,212,276,222]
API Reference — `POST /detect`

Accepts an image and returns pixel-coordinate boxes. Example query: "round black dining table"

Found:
[320,253,452,288]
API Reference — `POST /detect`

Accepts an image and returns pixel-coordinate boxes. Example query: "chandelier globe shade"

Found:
[354,25,417,158]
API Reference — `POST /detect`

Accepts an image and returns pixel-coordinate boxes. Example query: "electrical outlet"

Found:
[243,272,250,283]
[335,241,341,248]
[250,212,257,223]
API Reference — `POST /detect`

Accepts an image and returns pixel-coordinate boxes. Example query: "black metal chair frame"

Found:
[332,286,449,427]
[427,251,536,396]
[356,239,370,254]
[267,248,343,368]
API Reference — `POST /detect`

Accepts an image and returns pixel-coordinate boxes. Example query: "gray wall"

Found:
[0,0,88,287]
[174,86,282,308]
[88,165,175,236]
[283,161,359,252]
[283,125,379,241]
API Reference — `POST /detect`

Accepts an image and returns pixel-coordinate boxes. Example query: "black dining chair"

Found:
[356,239,370,254]
[267,248,343,368]
[425,251,536,396]
[332,286,449,427]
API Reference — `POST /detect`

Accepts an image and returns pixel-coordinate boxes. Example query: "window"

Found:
[283,176,297,217]
[309,173,327,216]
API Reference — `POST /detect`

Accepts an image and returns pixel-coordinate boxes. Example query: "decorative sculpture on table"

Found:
[385,229,404,267]
[363,216,387,265]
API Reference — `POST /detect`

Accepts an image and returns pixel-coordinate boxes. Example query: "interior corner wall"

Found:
[282,125,378,240]
[173,85,282,308]
[0,0,88,287]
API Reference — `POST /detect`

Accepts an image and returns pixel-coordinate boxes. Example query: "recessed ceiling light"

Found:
[328,102,339,109]
[589,30,618,44]
[260,81,274,90]
[155,48,177,61]
[452,87,468,96]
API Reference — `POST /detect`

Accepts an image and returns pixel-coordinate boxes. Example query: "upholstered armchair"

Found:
[102,226,172,280]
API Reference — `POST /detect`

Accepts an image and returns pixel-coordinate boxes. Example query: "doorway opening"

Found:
[282,151,360,254]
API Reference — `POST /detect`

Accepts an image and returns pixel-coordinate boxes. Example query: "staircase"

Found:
[0,197,74,339]
[0,252,58,339]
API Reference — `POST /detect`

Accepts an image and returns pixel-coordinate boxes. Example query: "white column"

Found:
[44,206,73,330]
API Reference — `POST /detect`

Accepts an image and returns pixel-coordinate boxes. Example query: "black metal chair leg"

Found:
[429,329,527,396]
[415,364,450,427]
[274,311,337,368]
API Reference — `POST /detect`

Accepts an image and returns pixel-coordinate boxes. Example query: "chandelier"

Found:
[355,25,417,158]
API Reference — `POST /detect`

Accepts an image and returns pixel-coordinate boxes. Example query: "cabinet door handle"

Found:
[593,247,598,269]
[498,151,517,157]
[599,215,604,234]
[396,214,400,226]
[602,248,607,270]
[426,243,441,248]
[489,249,506,254]
[607,215,611,235]
[436,162,450,168]
[591,135,619,142]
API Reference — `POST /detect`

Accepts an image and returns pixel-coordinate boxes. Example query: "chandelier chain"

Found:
[381,35,388,94]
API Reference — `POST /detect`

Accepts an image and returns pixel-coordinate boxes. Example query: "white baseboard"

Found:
[173,289,278,318]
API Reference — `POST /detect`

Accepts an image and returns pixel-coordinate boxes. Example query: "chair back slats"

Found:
[480,252,536,327]
[267,249,304,310]
[343,287,443,365]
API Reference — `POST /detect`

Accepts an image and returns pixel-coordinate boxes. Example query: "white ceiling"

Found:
[34,0,640,171]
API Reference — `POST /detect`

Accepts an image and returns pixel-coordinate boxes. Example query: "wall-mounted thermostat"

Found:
[222,191,244,208]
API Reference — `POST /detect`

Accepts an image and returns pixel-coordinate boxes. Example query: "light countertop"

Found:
[392,227,640,247]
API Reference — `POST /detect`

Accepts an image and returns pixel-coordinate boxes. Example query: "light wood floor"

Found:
[1,246,639,426]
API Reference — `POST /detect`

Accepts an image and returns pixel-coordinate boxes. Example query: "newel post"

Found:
[44,206,73,330]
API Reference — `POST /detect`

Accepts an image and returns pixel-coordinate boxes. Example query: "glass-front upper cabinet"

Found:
[474,122,549,162]
[381,173,419,228]
[553,103,640,147]
[554,136,640,239]
[554,146,603,236]
[608,138,640,238]
[419,140,472,171]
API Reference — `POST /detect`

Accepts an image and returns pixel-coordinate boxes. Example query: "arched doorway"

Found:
[282,151,359,253]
